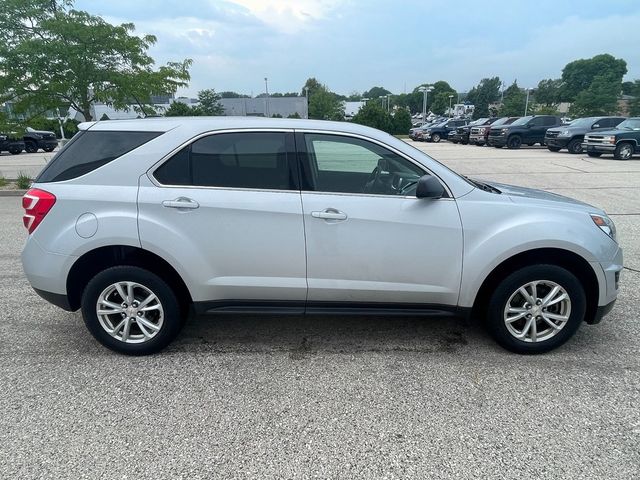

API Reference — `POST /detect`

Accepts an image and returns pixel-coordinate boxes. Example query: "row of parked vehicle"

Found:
[409,115,640,160]
[0,128,58,155]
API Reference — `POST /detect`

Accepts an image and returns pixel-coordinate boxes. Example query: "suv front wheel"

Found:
[486,264,586,354]
[507,135,522,149]
[81,266,183,355]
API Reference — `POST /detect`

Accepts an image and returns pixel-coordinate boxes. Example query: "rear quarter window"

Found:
[36,130,161,182]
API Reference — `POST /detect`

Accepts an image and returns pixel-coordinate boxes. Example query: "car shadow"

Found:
[168,314,491,357]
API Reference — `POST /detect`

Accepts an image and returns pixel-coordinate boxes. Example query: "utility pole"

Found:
[264,77,270,117]
[304,86,309,119]
[524,88,531,116]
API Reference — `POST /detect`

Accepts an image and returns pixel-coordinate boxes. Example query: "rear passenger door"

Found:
[137,130,307,312]
[528,117,548,143]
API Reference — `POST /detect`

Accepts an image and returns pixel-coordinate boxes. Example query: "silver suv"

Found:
[21,118,623,355]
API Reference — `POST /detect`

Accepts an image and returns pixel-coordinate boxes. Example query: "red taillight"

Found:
[22,188,56,234]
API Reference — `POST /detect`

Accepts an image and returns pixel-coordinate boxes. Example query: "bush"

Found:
[392,108,412,135]
[16,171,31,190]
[0,175,7,187]
[351,101,393,133]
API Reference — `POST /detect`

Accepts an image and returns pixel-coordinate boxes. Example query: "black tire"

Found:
[494,145,503,149]
[567,138,583,154]
[25,141,38,153]
[9,148,22,155]
[461,140,469,145]
[81,266,183,355]
[450,139,458,144]
[486,264,586,354]
[431,133,441,143]
[613,142,634,161]
[547,146,561,152]
[507,135,522,149]
[587,152,602,158]
[43,146,56,152]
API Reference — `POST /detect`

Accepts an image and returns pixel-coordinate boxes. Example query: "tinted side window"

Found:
[302,134,424,195]
[37,130,161,182]
[543,117,558,126]
[529,117,545,127]
[154,132,295,190]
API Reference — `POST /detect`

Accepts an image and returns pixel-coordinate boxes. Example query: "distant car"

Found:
[410,120,444,141]
[24,127,58,153]
[449,118,499,145]
[488,115,562,149]
[470,117,518,146]
[0,133,25,155]
[545,116,626,154]
[423,119,468,143]
[582,117,640,160]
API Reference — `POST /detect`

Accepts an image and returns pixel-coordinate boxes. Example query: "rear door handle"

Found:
[311,209,347,221]
[162,197,199,210]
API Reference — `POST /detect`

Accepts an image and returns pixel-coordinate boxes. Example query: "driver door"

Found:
[297,132,463,308]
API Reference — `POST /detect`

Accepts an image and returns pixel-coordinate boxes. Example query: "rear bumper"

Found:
[33,288,73,311]
[22,236,75,302]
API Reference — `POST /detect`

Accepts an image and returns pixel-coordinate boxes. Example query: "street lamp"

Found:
[524,88,531,116]
[448,94,454,118]
[264,77,270,117]
[386,94,391,113]
[418,85,433,124]
[304,86,309,119]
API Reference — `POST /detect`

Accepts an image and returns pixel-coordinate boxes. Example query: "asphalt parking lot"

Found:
[1,142,639,478]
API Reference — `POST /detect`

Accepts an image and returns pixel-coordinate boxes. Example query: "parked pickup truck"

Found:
[423,118,468,143]
[470,117,518,146]
[488,115,562,149]
[23,127,58,153]
[0,133,25,155]
[449,117,498,144]
[582,117,640,160]
[546,116,625,154]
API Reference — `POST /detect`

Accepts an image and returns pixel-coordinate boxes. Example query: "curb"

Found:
[0,190,27,197]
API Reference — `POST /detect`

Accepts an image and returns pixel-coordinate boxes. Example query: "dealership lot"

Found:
[0,143,639,478]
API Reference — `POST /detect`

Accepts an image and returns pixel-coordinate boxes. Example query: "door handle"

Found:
[162,197,199,210]
[311,209,347,221]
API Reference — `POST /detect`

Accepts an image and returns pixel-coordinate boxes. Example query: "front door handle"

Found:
[162,197,200,210]
[311,209,347,221]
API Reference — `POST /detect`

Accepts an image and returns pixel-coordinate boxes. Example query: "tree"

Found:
[560,54,627,102]
[569,73,621,117]
[500,81,526,116]
[287,112,301,119]
[197,89,224,115]
[362,86,391,100]
[219,91,249,98]
[629,97,640,117]
[466,77,501,119]
[0,0,191,122]
[301,78,323,98]
[535,79,562,108]
[392,108,412,135]
[164,101,198,117]
[351,101,392,133]
[308,84,344,121]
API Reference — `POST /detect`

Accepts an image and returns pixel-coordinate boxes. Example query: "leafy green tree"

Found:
[362,86,391,100]
[535,79,562,107]
[346,92,362,101]
[629,97,640,116]
[569,73,621,117]
[351,101,392,133]
[466,77,501,119]
[0,0,191,122]
[500,81,526,116]
[219,91,249,98]
[197,89,224,115]
[308,85,344,121]
[560,54,627,102]
[301,78,323,98]
[164,101,199,117]
[392,108,412,135]
[287,112,301,119]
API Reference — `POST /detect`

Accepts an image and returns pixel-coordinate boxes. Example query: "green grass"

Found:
[16,171,32,190]
[0,175,7,187]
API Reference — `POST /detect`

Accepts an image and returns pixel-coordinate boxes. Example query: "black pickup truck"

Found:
[582,117,640,160]
[545,116,625,154]
[449,117,499,144]
[488,115,562,149]
[23,127,58,153]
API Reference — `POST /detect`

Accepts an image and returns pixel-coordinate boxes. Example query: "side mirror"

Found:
[416,175,445,199]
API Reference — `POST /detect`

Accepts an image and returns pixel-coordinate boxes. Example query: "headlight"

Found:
[591,214,616,242]
[600,135,616,144]
[558,130,571,137]
[501,128,509,134]
[479,128,487,134]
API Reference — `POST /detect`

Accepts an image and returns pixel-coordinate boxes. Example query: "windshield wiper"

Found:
[465,176,501,194]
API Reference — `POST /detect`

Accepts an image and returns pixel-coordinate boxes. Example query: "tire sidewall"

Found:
[432,133,441,143]
[486,265,586,354]
[81,266,182,355]
[507,135,522,149]
[567,138,583,154]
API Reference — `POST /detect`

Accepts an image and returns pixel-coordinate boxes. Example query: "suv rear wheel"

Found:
[81,266,183,355]
[486,264,586,354]
[587,152,602,158]
[507,135,522,149]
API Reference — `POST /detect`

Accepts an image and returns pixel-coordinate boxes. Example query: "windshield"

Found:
[510,116,533,126]
[567,117,597,128]
[469,118,488,126]
[616,119,640,130]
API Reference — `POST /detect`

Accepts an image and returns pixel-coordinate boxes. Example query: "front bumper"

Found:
[583,143,616,153]
[545,137,570,148]
[37,139,58,149]
[469,134,487,144]
[488,135,507,146]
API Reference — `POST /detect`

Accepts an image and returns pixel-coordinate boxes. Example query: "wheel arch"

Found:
[66,245,193,312]
[471,248,599,324]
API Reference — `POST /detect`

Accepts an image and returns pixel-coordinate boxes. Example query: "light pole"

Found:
[418,85,433,124]
[386,94,391,113]
[264,77,270,117]
[524,88,531,116]
[448,94,454,118]
[304,86,309,118]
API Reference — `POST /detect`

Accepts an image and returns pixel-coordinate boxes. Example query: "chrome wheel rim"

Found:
[619,145,632,160]
[96,281,164,344]
[503,280,571,343]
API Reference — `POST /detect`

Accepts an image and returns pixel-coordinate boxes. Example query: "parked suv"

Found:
[0,133,25,155]
[21,118,622,355]
[470,117,518,146]
[23,127,58,153]
[582,117,640,160]
[488,115,562,149]
[423,118,468,143]
[450,118,499,144]
[545,116,625,154]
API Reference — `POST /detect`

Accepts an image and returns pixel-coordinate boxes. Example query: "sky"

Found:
[76,0,640,97]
